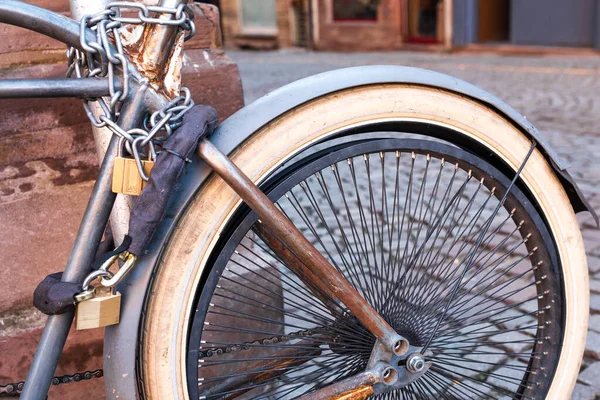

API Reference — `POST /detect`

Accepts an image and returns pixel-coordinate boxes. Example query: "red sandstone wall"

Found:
[0,2,244,398]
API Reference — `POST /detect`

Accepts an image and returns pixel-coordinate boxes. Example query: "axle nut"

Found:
[406,353,426,373]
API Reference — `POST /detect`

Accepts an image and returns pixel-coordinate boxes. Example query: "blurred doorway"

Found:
[478,0,509,43]
[290,0,307,47]
[453,0,600,49]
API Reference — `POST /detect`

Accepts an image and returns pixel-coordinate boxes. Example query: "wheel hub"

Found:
[368,341,431,394]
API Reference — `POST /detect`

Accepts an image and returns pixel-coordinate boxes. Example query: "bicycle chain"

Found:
[0,331,321,394]
[199,328,324,359]
[0,369,103,397]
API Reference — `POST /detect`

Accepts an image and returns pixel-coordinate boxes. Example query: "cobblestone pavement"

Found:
[228,50,600,398]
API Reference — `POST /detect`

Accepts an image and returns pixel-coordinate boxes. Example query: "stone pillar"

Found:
[0,2,243,398]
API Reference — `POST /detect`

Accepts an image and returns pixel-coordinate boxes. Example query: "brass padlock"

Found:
[75,286,121,330]
[112,140,154,196]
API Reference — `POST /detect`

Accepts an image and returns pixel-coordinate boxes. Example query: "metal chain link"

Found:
[66,3,199,308]
[199,328,324,359]
[67,1,196,181]
[0,370,103,397]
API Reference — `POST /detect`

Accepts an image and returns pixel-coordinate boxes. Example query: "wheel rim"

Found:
[187,138,563,399]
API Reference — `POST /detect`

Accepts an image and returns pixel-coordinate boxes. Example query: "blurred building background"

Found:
[211,0,600,52]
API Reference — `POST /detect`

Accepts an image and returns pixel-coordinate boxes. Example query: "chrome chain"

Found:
[67,1,196,181]
[69,2,198,310]
[0,370,103,397]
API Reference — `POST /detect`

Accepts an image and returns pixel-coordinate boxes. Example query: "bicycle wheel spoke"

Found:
[190,139,561,399]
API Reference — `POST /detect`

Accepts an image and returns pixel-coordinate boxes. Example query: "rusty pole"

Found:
[296,363,394,400]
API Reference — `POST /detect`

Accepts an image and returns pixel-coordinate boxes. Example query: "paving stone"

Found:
[463,345,508,368]
[495,307,536,331]
[583,230,600,257]
[517,297,541,315]
[486,359,528,393]
[590,278,600,293]
[585,331,600,360]
[579,363,600,387]
[589,314,600,333]
[591,294,600,313]
[489,329,536,354]
[588,255,600,275]
[570,383,598,400]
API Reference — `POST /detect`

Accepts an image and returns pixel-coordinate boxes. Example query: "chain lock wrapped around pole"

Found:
[66,1,196,180]
[68,105,217,308]
[66,2,200,303]
[14,1,209,396]
[33,1,201,315]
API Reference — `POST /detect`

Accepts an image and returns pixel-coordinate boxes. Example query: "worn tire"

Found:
[140,84,588,400]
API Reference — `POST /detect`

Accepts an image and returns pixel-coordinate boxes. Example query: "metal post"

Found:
[69,0,137,246]
[19,89,147,400]
[138,0,183,78]
[197,139,409,356]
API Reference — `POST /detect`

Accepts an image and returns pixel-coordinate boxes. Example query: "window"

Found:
[240,0,277,35]
[333,0,379,22]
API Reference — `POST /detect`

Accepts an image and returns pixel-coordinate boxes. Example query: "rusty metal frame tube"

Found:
[253,223,342,311]
[299,377,375,400]
[296,363,388,400]
[138,0,183,78]
[197,139,409,356]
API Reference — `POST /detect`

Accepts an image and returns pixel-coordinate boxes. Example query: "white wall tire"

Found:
[140,84,588,400]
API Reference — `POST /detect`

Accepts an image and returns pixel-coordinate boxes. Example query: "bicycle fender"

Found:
[103,65,596,399]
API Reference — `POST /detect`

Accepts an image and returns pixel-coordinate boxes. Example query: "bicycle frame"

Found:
[1,0,597,399]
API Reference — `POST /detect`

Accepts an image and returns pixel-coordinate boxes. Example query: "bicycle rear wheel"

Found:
[140,85,587,400]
